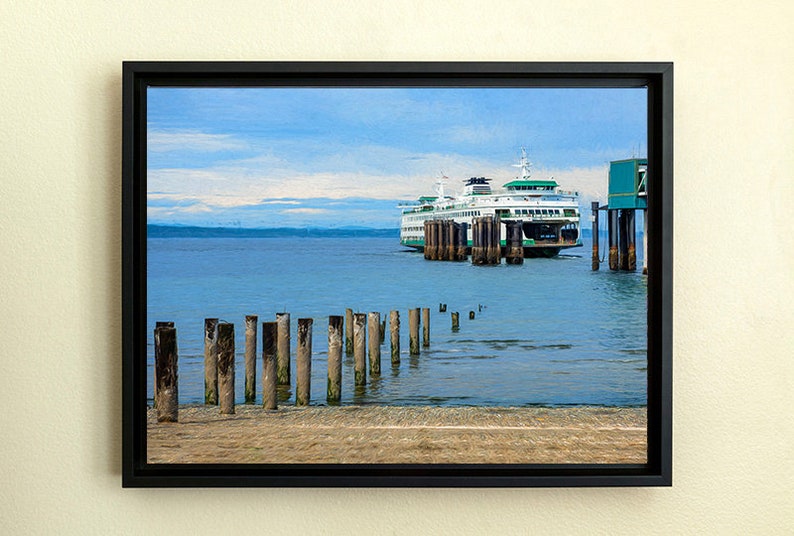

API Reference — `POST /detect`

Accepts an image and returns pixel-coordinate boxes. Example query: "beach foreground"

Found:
[148,405,646,464]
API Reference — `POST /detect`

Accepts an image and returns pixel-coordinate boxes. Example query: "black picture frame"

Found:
[122,61,672,487]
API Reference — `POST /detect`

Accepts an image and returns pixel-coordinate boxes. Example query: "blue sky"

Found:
[147,86,646,228]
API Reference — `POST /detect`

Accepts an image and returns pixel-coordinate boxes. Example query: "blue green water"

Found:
[147,235,647,407]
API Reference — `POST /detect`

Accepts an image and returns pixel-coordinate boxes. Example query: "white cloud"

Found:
[147,130,249,152]
[280,208,329,215]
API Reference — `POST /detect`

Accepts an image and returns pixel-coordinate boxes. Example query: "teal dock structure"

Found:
[592,158,648,274]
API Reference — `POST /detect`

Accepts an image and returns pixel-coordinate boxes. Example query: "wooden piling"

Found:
[423,221,431,260]
[591,201,600,271]
[353,313,367,385]
[471,217,485,265]
[389,310,400,365]
[408,308,420,355]
[327,315,343,404]
[469,311,475,320]
[626,209,637,271]
[276,312,290,385]
[203,318,218,405]
[608,209,619,271]
[244,315,257,404]
[261,322,278,410]
[451,312,460,331]
[642,208,648,275]
[505,221,524,265]
[153,322,174,408]
[422,307,430,347]
[457,222,468,260]
[619,210,629,271]
[154,326,178,422]
[439,303,446,312]
[217,322,235,415]
[380,319,386,345]
[368,312,381,376]
[296,318,312,406]
[345,308,353,355]
[446,220,456,260]
[494,216,502,264]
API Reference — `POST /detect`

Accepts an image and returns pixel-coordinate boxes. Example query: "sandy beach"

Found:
[147,405,646,464]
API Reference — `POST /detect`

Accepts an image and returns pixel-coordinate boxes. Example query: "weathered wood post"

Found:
[203,318,218,405]
[327,315,343,404]
[493,216,502,264]
[217,322,235,415]
[469,310,476,320]
[244,315,257,404]
[345,308,353,355]
[353,313,367,385]
[296,318,312,406]
[422,307,430,347]
[154,326,178,422]
[642,208,648,275]
[380,319,386,345]
[471,218,481,264]
[451,312,460,331]
[446,220,456,260]
[626,209,637,271]
[456,222,468,260]
[505,221,524,265]
[262,322,278,410]
[439,303,446,312]
[276,312,290,385]
[153,322,174,408]
[408,308,420,355]
[389,310,400,365]
[619,210,629,271]
[368,312,381,376]
[608,209,619,271]
[591,201,600,271]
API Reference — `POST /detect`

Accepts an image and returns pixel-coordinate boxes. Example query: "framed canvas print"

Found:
[122,61,672,487]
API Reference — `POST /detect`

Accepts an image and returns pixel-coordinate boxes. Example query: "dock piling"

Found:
[203,318,218,405]
[296,318,312,406]
[353,313,367,386]
[244,315,257,404]
[451,312,460,331]
[345,308,353,355]
[408,308,420,355]
[608,209,619,271]
[368,312,381,376]
[327,316,343,404]
[276,313,291,385]
[422,307,430,347]
[591,201,600,271]
[261,322,278,410]
[217,322,235,415]
[154,326,178,422]
[389,310,400,365]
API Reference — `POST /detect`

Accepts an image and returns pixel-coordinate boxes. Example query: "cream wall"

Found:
[1,1,791,534]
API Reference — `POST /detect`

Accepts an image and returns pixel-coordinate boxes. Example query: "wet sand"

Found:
[147,405,647,464]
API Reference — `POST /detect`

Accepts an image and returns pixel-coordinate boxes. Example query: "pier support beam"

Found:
[591,201,600,271]
[643,208,648,275]
[626,209,637,271]
[505,221,524,265]
[608,209,619,271]
[422,307,430,348]
[408,308,420,355]
[345,308,353,356]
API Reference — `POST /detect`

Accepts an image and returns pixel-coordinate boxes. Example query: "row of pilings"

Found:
[423,217,525,266]
[152,305,482,423]
[423,219,468,261]
[590,201,644,273]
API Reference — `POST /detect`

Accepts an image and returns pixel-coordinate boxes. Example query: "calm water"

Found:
[147,235,647,407]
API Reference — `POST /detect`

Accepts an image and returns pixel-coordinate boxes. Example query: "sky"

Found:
[147,86,647,228]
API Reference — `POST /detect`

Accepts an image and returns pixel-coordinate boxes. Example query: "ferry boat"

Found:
[399,148,582,258]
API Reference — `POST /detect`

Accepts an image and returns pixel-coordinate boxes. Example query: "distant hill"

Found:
[147,224,400,238]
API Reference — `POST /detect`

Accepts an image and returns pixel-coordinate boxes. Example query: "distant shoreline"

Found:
[148,224,400,238]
